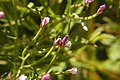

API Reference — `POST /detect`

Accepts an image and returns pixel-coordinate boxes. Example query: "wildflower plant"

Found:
[2,0,120,80]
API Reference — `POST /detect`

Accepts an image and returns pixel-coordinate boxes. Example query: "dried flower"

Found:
[97,4,106,14]
[41,74,51,80]
[66,68,77,74]
[18,74,27,80]
[84,0,93,4]
[54,35,69,47]
[41,17,50,27]
[0,11,4,19]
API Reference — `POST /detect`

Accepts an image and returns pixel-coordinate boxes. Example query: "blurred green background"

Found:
[0,0,120,80]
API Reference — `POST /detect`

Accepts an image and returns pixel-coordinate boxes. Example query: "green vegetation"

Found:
[0,0,120,80]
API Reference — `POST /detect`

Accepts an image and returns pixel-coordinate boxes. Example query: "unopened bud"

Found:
[84,0,93,5]
[61,35,69,47]
[54,37,62,46]
[97,4,106,14]
[18,74,27,80]
[54,35,69,47]
[41,17,50,27]
[41,74,51,80]
[0,11,5,19]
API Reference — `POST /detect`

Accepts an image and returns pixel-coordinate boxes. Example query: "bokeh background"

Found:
[0,0,120,80]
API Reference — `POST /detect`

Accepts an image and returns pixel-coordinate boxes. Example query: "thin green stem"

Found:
[79,13,98,20]
[22,28,42,58]
[24,45,55,68]
[71,3,84,8]
[12,0,18,38]
[72,13,98,21]
[45,47,60,73]
[44,45,55,58]
[64,0,72,14]
[16,53,30,77]
[68,19,71,34]
[54,72,65,75]
[68,0,72,15]
[16,28,42,77]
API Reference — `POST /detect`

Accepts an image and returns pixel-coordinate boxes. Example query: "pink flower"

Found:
[66,68,77,74]
[84,0,93,4]
[18,74,27,80]
[54,37,62,46]
[97,4,106,14]
[0,11,5,19]
[41,74,51,80]
[54,35,69,47]
[61,35,69,47]
[41,17,50,27]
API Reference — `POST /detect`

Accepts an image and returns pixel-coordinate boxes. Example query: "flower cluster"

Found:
[54,35,69,47]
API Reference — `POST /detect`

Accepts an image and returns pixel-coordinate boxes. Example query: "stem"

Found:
[45,47,60,73]
[22,28,42,58]
[64,0,72,14]
[68,19,71,34]
[16,53,30,77]
[71,3,84,8]
[44,45,55,58]
[24,45,55,68]
[79,13,98,20]
[16,28,42,77]
[54,72,65,75]
[72,13,98,21]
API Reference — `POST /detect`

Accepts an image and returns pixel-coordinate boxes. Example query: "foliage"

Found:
[0,0,120,80]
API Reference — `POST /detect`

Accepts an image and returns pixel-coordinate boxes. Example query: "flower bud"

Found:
[54,35,69,47]
[0,11,5,19]
[18,74,27,80]
[41,17,50,27]
[66,68,77,74]
[97,4,106,14]
[84,0,93,5]
[61,35,69,47]
[41,74,51,80]
[54,37,62,46]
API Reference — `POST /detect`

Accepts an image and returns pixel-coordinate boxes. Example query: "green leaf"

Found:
[108,39,120,61]
[99,34,116,46]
